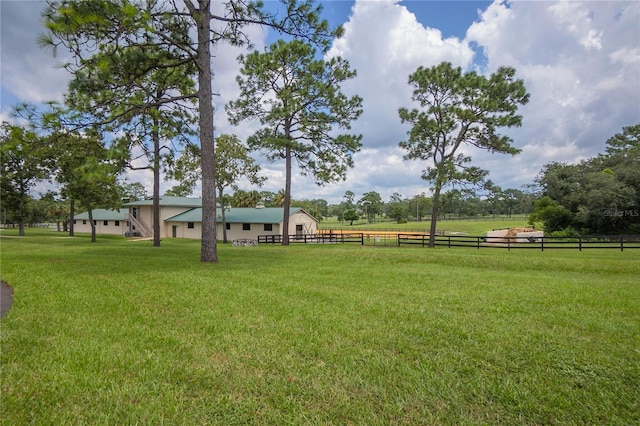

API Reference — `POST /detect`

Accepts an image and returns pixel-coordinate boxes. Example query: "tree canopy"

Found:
[42,0,338,261]
[168,135,265,242]
[398,62,529,246]
[0,123,52,236]
[532,124,639,235]
[227,38,363,244]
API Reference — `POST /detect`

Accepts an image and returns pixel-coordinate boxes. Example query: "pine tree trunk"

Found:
[282,145,292,246]
[152,110,161,247]
[219,188,228,243]
[196,0,218,262]
[428,182,442,248]
[18,195,25,237]
[88,208,96,243]
[69,199,75,236]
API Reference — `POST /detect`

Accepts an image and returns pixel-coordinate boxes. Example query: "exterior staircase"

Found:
[127,214,151,238]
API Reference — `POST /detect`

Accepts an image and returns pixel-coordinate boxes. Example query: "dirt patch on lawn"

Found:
[1,280,12,319]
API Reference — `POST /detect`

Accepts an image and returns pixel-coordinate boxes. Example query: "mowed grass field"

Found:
[1,229,638,425]
[319,215,532,235]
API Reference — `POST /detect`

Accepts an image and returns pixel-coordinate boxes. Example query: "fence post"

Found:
[579,237,582,252]
[541,237,544,252]
[620,235,624,252]
[507,237,511,252]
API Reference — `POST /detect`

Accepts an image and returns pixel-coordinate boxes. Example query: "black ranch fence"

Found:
[258,233,365,245]
[259,233,640,251]
[397,234,640,251]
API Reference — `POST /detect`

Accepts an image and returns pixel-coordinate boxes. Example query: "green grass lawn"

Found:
[320,215,532,235]
[1,229,638,425]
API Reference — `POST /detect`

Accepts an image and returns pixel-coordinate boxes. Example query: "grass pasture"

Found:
[319,215,532,236]
[1,229,639,424]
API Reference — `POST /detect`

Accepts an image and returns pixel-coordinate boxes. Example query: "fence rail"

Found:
[258,233,364,245]
[397,234,640,251]
[258,232,640,251]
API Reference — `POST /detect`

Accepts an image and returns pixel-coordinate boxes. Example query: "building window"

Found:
[242,223,251,231]
[93,220,97,225]
[187,222,195,229]
[73,220,76,225]
[82,220,87,225]
[103,220,108,226]
[264,224,273,231]
[114,220,120,226]
[226,222,231,230]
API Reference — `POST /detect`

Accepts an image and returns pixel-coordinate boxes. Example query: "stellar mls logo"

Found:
[602,209,639,217]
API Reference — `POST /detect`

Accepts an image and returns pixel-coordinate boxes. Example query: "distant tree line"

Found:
[529,124,639,235]
[293,185,534,224]
[1,0,636,248]
[3,123,637,238]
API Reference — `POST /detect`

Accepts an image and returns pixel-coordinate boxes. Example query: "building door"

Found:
[296,224,303,237]
[172,226,177,238]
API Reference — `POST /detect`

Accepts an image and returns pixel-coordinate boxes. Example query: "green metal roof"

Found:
[165,207,315,224]
[74,209,127,221]
[123,196,204,208]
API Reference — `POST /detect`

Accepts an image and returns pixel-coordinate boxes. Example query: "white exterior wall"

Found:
[223,222,281,241]
[287,211,317,235]
[485,229,544,243]
[74,219,128,235]
[486,230,508,242]
[129,205,317,241]
[166,222,282,241]
[131,205,195,238]
[159,206,198,238]
[168,222,202,239]
[515,231,544,243]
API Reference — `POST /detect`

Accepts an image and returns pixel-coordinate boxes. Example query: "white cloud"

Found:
[547,1,603,50]
[327,0,474,150]
[2,0,638,206]
[463,0,640,191]
[279,0,639,203]
[0,1,71,106]
[302,0,476,202]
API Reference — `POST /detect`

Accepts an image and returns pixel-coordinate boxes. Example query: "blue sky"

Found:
[2,1,639,204]
[319,1,495,39]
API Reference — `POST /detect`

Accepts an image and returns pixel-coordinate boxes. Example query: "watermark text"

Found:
[602,209,639,218]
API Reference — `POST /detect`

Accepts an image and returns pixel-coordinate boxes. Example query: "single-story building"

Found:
[165,206,317,240]
[122,196,318,241]
[73,209,129,235]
